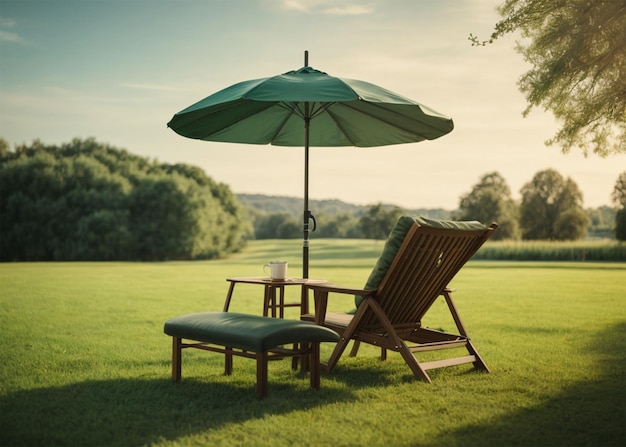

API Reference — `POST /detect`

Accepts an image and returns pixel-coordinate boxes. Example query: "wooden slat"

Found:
[407,340,468,352]
[421,355,477,370]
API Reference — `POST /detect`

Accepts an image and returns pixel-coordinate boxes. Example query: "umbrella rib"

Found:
[323,107,359,146]
[271,102,338,144]
[339,100,452,139]
[310,102,335,119]
[172,100,277,139]
[265,102,304,142]
[267,102,313,143]
[278,102,305,119]
[277,102,334,120]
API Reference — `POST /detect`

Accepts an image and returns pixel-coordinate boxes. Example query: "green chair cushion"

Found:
[164,312,339,352]
[354,216,486,308]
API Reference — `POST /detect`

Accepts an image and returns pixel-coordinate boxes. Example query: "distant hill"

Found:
[236,193,453,220]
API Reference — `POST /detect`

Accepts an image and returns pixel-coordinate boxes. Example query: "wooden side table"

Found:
[223,277,327,318]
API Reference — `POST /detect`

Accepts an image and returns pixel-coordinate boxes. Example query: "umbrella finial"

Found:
[304,50,309,66]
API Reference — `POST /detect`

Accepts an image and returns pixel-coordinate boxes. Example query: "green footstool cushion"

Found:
[164,312,340,351]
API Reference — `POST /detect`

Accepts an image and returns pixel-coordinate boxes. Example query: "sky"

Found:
[1,0,624,211]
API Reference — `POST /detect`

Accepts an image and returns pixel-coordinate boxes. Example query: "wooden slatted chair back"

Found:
[358,223,496,333]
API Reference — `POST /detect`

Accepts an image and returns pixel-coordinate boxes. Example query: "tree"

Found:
[455,172,520,240]
[471,0,626,156]
[359,204,404,239]
[612,171,626,241]
[129,176,198,260]
[0,138,8,156]
[586,205,617,239]
[0,138,250,261]
[254,213,300,239]
[519,169,589,240]
[315,212,361,238]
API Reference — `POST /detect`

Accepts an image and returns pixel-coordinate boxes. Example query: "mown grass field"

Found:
[1,238,625,447]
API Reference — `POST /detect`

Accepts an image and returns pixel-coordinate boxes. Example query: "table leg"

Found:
[300,285,309,315]
[269,286,277,318]
[222,282,236,312]
[262,285,270,316]
[279,286,285,318]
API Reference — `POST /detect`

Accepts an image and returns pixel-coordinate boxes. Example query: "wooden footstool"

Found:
[164,312,339,398]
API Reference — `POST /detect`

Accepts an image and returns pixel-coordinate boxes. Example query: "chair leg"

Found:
[350,340,387,360]
[256,351,268,399]
[172,337,182,382]
[327,336,351,372]
[444,290,490,374]
[309,343,320,390]
[467,340,490,373]
[349,340,360,357]
[398,344,431,383]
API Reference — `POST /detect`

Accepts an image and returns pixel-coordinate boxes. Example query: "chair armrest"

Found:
[306,283,377,297]
[305,284,376,324]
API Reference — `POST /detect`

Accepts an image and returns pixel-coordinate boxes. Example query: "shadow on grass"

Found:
[0,372,354,446]
[422,321,626,447]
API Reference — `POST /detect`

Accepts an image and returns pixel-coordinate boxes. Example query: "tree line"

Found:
[1,138,624,262]
[0,138,251,261]
[251,171,626,242]
[455,171,625,241]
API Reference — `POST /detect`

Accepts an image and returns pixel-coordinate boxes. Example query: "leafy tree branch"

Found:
[471,0,626,157]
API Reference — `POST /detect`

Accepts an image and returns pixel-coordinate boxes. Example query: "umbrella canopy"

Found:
[168,67,453,147]
[168,52,454,278]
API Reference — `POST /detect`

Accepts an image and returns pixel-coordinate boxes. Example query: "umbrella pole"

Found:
[303,49,311,279]
[303,106,310,279]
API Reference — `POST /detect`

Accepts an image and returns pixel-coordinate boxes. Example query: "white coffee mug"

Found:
[263,261,288,280]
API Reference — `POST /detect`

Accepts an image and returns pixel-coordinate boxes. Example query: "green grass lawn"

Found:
[1,239,625,447]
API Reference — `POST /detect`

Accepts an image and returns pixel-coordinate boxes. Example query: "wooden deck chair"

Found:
[302,216,498,383]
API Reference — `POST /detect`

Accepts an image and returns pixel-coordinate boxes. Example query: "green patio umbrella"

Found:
[167,51,454,278]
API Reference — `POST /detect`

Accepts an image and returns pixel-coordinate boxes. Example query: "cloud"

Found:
[0,17,17,28]
[279,0,374,15]
[320,5,374,15]
[121,83,185,93]
[0,30,21,43]
[0,17,25,44]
